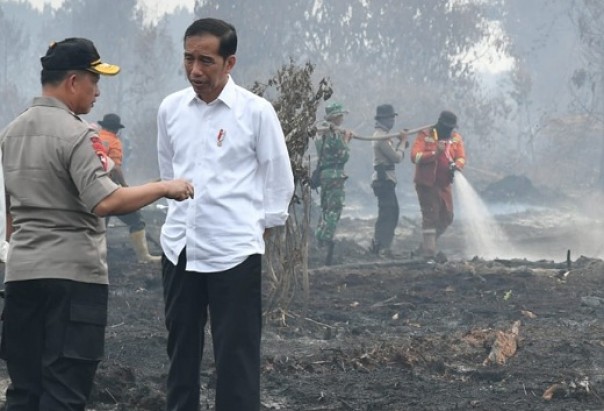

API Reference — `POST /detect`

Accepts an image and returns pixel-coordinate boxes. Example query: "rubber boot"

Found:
[130,229,161,263]
[325,241,335,266]
[422,232,436,261]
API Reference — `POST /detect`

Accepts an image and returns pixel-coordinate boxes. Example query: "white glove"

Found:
[0,240,8,263]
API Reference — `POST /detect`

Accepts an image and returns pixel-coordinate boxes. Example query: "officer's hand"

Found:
[343,130,353,143]
[397,130,408,144]
[164,179,194,201]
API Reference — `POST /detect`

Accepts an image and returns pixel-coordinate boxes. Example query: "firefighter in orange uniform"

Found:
[98,113,160,263]
[411,110,465,260]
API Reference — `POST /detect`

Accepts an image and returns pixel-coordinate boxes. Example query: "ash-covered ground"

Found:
[0,181,603,411]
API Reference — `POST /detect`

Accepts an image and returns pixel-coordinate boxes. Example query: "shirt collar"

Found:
[32,96,82,121]
[187,75,237,108]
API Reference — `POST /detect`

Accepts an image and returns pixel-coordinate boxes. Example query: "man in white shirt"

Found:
[157,18,294,411]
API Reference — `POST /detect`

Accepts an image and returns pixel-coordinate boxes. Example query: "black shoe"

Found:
[379,248,394,259]
[434,251,448,263]
[410,245,423,258]
[370,239,380,255]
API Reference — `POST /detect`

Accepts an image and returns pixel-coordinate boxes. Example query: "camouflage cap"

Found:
[324,102,348,120]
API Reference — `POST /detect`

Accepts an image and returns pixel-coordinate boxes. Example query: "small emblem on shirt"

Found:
[217,129,226,147]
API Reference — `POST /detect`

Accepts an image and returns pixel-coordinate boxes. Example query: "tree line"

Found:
[0,0,602,191]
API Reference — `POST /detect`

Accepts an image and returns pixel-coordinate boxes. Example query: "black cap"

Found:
[98,113,125,131]
[41,38,120,76]
[375,104,398,120]
[437,110,457,128]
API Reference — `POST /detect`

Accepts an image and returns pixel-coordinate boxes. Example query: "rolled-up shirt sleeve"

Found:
[256,102,294,228]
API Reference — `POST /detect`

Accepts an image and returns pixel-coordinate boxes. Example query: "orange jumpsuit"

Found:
[98,129,123,166]
[98,128,145,233]
[411,128,466,237]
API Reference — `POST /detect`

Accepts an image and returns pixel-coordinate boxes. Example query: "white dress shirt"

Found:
[157,76,295,272]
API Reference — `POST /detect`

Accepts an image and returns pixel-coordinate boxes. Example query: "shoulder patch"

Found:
[90,135,110,171]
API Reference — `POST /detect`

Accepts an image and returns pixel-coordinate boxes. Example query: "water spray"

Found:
[453,173,518,260]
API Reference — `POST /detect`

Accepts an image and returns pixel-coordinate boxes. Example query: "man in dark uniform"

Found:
[0,37,193,410]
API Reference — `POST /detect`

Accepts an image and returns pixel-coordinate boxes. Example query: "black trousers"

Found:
[0,279,108,411]
[162,251,262,411]
[372,180,400,250]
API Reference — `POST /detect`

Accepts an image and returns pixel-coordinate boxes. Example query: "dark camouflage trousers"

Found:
[372,180,399,250]
[316,177,346,244]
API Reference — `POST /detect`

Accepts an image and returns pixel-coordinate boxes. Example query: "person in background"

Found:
[0,37,193,411]
[98,113,160,263]
[411,110,466,261]
[370,104,407,257]
[157,18,294,411]
[315,102,353,265]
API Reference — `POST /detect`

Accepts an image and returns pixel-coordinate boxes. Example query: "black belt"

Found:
[374,164,395,171]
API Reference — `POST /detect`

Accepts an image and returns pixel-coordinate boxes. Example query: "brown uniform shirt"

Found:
[0,97,119,284]
[372,127,404,183]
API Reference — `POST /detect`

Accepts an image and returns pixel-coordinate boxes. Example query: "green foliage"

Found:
[251,60,332,185]
[570,0,604,122]
[193,0,505,90]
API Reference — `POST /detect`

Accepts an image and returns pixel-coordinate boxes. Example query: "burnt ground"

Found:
[0,194,603,411]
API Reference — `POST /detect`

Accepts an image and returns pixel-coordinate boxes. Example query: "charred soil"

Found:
[0,205,603,411]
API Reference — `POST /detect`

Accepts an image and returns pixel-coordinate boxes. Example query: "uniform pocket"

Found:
[63,302,107,361]
[0,308,7,361]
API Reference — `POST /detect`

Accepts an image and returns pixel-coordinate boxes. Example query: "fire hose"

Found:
[315,123,434,141]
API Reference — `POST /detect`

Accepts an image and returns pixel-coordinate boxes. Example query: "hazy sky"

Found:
[18,0,194,20]
[15,0,513,73]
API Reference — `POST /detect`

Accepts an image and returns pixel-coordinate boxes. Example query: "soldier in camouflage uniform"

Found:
[315,102,353,265]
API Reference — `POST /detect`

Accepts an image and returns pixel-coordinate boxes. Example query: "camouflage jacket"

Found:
[315,121,350,179]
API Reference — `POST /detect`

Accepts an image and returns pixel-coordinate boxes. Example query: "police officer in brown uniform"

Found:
[0,38,193,410]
